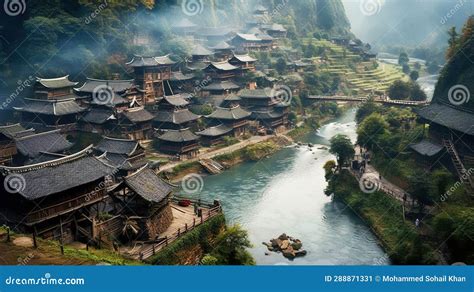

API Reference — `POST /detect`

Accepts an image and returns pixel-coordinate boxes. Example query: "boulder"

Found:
[280,240,290,250]
[278,233,288,241]
[291,242,303,250]
[295,250,307,257]
[282,246,296,259]
[271,238,282,248]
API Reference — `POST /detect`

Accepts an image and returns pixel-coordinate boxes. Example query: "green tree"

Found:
[356,100,379,123]
[329,134,355,169]
[402,64,411,74]
[408,171,435,210]
[389,80,412,100]
[275,57,287,75]
[398,52,409,65]
[410,70,419,81]
[357,113,389,150]
[212,225,255,265]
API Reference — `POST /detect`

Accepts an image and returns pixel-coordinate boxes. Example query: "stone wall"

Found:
[146,204,173,240]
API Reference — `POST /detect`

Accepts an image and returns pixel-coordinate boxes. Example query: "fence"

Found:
[138,204,223,260]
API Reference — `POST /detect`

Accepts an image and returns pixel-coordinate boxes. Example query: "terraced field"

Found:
[303,39,409,94]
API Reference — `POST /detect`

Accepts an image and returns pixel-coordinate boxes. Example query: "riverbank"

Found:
[325,170,439,265]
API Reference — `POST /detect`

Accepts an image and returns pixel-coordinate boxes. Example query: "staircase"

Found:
[199,159,224,175]
[443,139,474,194]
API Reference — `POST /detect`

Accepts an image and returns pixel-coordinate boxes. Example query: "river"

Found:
[181,109,390,265]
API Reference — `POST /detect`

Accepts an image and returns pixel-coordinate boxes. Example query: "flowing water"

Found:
[181,110,390,265]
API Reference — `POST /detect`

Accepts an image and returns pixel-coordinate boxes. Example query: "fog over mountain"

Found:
[342,0,474,49]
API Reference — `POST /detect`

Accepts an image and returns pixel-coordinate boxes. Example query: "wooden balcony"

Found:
[25,188,108,225]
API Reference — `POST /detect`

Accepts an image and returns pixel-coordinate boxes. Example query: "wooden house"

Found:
[118,107,155,141]
[126,55,176,104]
[205,105,251,137]
[229,54,258,72]
[13,130,73,165]
[0,124,33,165]
[0,146,115,242]
[156,128,200,157]
[153,94,200,131]
[239,88,289,130]
[261,23,288,39]
[170,72,195,93]
[191,44,214,62]
[196,124,233,146]
[202,80,241,96]
[204,61,239,80]
[110,166,174,240]
[209,41,235,61]
[94,136,147,177]
[230,33,263,52]
[80,108,117,135]
[74,78,141,109]
[34,76,79,100]
[14,98,86,132]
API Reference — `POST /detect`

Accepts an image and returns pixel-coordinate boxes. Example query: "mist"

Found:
[342,0,474,49]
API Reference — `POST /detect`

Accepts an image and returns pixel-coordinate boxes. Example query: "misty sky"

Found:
[341,0,474,49]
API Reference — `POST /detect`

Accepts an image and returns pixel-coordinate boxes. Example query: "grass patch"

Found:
[146,214,226,265]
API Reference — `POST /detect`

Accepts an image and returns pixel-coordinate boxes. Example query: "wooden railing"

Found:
[138,204,223,260]
[26,188,107,224]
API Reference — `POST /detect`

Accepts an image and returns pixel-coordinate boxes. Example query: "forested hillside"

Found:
[433,16,474,112]
[0,0,350,89]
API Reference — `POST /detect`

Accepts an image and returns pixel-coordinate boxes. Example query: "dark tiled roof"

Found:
[121,108,154,123]
[0,146,115,200]
[81,108,116,124]
[239,88,276,99]
[95,136,140,155]
[36,76,78,89]
[192,44,213,56]
[171,72,195,81]
[224,94,241,102]
[74,78,135,94]
[210,41,234,50]
[14,99,86,116]
[162,94,190,107]
[409,140,444,157]
[416,103,474,136]
[206,61,239,71]
[157,128,199,143]
[197,124,232,137]
[101,153,146,171]
[0,124,30,139]
[25,152,67,165]
[231,54,257,63]
[203,81,240,91]
[262,23,287,32]
[251,110,285,120]
[207,105,251,120]
[155,109,200,125]
[234,33,261,42]
[196,27,234,37]
[126,55,176,67]
[124,167,174,203]
[15,130,73,158]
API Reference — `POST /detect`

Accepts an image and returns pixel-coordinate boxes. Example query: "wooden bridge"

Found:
[307,95,430,107]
